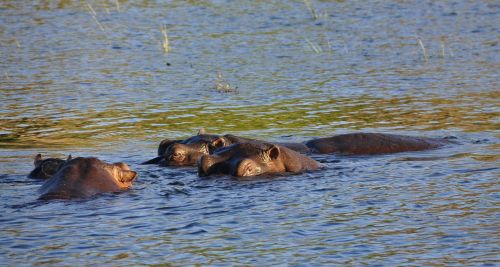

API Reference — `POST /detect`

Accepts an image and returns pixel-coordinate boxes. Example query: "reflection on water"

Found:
[1,92,498,148]
[0,1,498,266]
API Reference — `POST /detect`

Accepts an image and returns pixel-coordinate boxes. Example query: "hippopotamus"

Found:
[217,132,454,155]
[304,133,456,154]
[142,132,222,166]
[211,134,311,154]
[198,142,322,177]
[28,154,72,179]
[38,157,137,200]
[142,129,310,166]
[145,131,454,168]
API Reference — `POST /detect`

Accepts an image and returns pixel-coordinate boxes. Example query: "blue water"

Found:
[1,1,498,265]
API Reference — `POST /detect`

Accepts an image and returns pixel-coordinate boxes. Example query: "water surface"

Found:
[0,1,498,265]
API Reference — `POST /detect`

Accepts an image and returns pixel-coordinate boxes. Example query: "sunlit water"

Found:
[1,1,498,265]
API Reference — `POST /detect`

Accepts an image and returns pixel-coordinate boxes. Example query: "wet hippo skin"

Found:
[305,133,456,154]
[142,133,221,166]
[213,134,311,154]
[38,157,137,200]
[145,131,456,168]
[198,142,322,177]
[142,132,309,166]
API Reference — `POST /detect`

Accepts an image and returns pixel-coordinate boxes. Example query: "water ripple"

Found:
[1,1,499,266]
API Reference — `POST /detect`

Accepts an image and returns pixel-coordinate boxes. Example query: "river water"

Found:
[1,1,498,266]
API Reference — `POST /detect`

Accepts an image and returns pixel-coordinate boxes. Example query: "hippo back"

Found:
[305,133,454,154]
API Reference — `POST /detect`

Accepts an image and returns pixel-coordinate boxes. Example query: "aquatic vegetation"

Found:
[417,38,429,63]
[161,25,170,53]
[86,2,107,33]
[303,0,327,21]
[213,73,237,93]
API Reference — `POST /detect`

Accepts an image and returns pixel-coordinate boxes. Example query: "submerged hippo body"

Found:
[211,133,452,156]
[305,133,455,155]
[198,142,322,177]
[28,154,72,180]
[38,157,137,200]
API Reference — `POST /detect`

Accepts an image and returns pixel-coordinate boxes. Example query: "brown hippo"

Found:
[304,133,456,154]
[142,132,222,166]
[38,157,137,200]
[216,132,455,155]
[145,131,455,168]
[28,154,72,180]
[211,134,311,154]
[198,142,322,177]
[143,130,309,166]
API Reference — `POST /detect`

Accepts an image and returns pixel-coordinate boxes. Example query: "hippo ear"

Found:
[34,154,43,167]
[66,155,72,161]
[198,128,206,135]
[120,170,137,183]
[211,137,227,149]
[267,145,280,160]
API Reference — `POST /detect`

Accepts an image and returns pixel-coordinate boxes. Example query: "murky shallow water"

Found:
[1,1,499,265]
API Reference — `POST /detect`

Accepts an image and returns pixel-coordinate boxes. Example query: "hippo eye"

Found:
[172,152,185,161]
[244,166,253,176]
[240,162,255,176]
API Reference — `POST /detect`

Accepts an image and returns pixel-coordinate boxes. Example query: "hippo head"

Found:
[158,133,291,167]
[142,129,226,165]
[38,157,138,200]
[157,139,181,157]
[28,154,72,179]
[162,133,224,166]
[198,142,287,177]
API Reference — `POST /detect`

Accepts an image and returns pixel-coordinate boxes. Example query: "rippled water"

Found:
[1,1,499,265]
